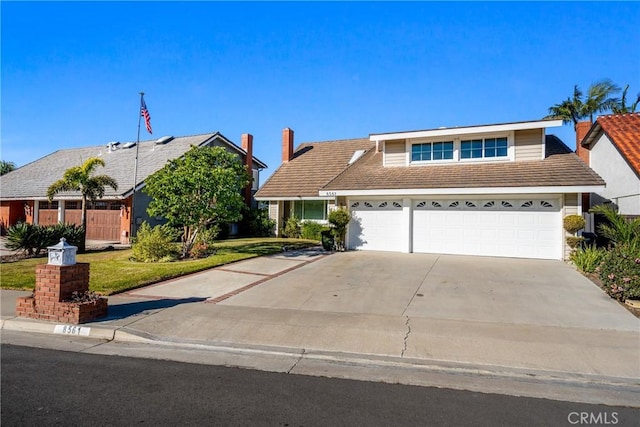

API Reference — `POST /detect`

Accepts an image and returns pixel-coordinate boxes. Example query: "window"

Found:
[411,141,453,162]
[461,137,508,159]
[39,201,59,210]
[293,200,327,221]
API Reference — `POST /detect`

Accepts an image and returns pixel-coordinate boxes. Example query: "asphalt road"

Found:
[1,344,637,426]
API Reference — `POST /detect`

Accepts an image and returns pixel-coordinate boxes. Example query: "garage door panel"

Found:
[349,201,404,252]
[413,200,562,260]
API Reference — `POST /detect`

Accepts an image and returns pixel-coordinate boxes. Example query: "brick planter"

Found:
[15,263,108,324]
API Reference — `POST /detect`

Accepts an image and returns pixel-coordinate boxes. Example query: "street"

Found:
[2,344,637,426]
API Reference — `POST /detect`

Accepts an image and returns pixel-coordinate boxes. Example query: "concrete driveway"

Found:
[96,250,638,379]
[221,251,638,331]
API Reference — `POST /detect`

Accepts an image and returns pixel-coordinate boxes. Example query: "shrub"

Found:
[240,207,275,237]
[566,236,585,249]
[598,242,640,301]
[590,204,640,246]
[570,245,606,274]
[5,222,85,256]
[301,222,328,241]
[563,215,586,234]
[283,216,301,238]
[48,223,84,248]
[188,225,219,259]
[328,208,351,251]
[131,222,180,262]
[6,222,41,255]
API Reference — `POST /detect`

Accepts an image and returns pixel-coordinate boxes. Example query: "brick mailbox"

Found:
[16,238,108,324]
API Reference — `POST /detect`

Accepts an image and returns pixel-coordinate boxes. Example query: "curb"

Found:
[2,318,116,340]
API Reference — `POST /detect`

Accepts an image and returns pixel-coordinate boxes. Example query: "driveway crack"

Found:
[287,348,306,374]
[401,316,411,357]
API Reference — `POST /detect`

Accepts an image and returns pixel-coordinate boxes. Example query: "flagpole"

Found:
[131,92,144,240]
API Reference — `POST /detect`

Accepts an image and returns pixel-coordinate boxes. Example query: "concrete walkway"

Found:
[2,249,639,406]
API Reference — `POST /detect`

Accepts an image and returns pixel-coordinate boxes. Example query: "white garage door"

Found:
[413,198,562,260]
[348,200,404,252]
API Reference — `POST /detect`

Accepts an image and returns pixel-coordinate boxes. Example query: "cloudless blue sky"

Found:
[2,1,639,181]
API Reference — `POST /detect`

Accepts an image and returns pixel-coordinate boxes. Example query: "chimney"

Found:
[282,128,294,162]
[575,121,591,165]
[241,133,253,206]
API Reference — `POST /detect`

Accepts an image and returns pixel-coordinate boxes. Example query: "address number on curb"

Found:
[54,325,91,336]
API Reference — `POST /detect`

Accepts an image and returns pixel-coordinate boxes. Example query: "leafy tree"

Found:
[545,79,620,127]
[143,146,249,258]
[0,160,16,175]
[612,84,640,114]
[47,157,118,252]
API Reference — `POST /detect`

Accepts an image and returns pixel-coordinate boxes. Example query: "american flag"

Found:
[141,97,152,134]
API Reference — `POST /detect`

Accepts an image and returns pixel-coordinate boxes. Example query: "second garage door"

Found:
[412,198,562,260]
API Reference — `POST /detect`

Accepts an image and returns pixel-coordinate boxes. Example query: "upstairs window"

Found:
[411,141,454,162]
[461,137,508,159]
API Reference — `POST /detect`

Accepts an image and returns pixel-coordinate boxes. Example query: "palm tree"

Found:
[612,84,640,114]
[47,157,118,252]
[545,79,621,128]
[0,160,16,175]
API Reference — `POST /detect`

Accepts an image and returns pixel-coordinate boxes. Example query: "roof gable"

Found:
[584,113,640,175]
[255,138,371,198]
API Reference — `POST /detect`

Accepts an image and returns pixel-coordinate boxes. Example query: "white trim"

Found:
[33,200,39,224]
[255,196,333,201]
[370,120,562,141]
[320,185,605,197]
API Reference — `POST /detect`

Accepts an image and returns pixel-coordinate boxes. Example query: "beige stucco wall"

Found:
[514,129,543,161]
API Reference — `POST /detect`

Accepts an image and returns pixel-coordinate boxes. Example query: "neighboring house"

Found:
[577,113,640,216]
[0,132,267,243]
[256,121,605,260]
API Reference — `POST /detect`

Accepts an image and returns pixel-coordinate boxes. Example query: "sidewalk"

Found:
[2,249,639,407]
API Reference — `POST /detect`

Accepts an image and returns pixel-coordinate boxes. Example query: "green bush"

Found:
[328,208,351,251]
[189,225,219,259]
[598,242,640,301]
[301,222,328,241]
[590,204,640,246]
[240,207,275,237]
[48,223,84,248]
[566,236,585,249]
[570,245,606,274]
[563,215,586,234]
[5,222,84,256]
[131,222,180,262]
[283,216,301,238]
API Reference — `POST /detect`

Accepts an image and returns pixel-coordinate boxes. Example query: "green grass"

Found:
[0,238,319,295]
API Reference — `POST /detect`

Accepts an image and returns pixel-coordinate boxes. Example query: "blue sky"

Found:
[2,1,639,181]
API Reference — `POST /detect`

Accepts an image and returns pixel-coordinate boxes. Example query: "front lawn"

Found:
[0,238,319,295]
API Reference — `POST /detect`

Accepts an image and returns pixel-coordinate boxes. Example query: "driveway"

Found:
[220,251,638,331]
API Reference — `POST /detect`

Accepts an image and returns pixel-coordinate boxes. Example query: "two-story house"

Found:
[256,120,605,260]
[1,132,267,244]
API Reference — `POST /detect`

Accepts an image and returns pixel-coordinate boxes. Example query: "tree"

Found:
[143,146,249,258]
[545,79,620,127]
[0,160,16,175]
[612,84,640,114]
[47,157,118,252]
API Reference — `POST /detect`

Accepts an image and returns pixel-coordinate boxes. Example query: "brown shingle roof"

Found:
[255,138,371,198]
[322,135,604,191]
[586,113,640,175]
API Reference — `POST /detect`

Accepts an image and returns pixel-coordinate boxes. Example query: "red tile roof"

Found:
[585,113,640,175]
